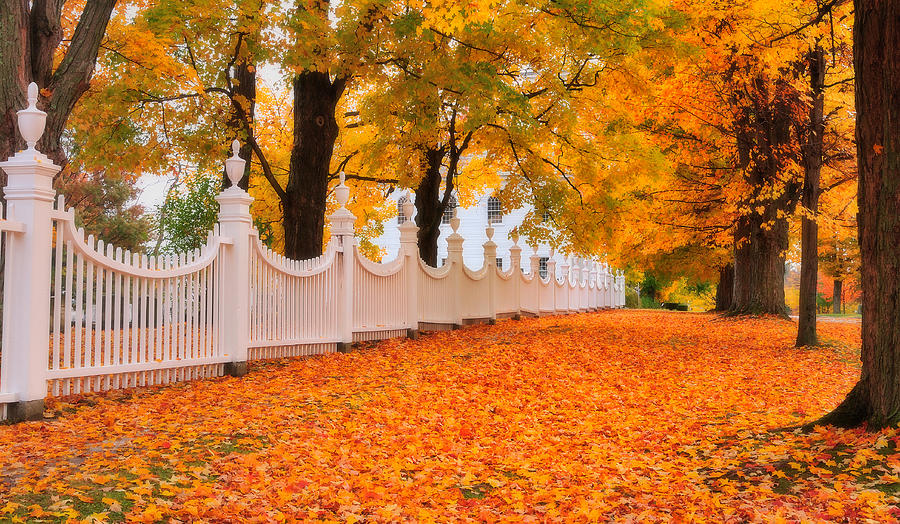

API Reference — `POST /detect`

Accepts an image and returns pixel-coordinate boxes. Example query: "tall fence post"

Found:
[547,251,558,314]
[618,270,626,308]
[215,141,253,376]
[0,83,60,421]
[559,255,570,314]
[447,211,464,328]
[602,263,611,308]
[398,197,419,338]
[529,246,541,316]
[483,226,497,324]
[589,261,598,310]
[509,233,522,320]
[330,173,356,352]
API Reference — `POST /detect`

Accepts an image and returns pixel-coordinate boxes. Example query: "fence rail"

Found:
[0,84,625,422]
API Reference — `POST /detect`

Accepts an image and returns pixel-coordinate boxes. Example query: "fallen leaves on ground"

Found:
[0,310,892,522]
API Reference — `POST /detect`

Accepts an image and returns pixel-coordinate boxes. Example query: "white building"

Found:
[373,190,568,278]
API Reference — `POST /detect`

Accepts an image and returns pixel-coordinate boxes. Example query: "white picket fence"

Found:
[0,84,625,422]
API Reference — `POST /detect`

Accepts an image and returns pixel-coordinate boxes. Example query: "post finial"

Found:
[17,82,47,151]
[485,225,494,241]
[225,140,246,188]
[401,193,415,222]
[27,82,38,106]
[334,171,350,207]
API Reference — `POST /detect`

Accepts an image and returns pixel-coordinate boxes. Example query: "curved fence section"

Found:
[353,247,408,341]
[45,200,227,396]
[248,235,340,359]
[495,267,518,318]
[418,259,456,328]
[460,265,492,322]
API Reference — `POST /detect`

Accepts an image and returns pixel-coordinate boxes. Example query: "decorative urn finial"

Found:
[402,193,414,222]
[18,82,47,151]
[225,139,245,187]
[450,206,460,233]
[335,171,350,207]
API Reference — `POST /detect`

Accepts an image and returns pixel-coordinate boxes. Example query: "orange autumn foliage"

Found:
[0,311,889,521]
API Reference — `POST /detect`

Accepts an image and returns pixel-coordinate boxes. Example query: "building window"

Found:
[542,210,551,223]
[441,195,458,224]
[397,196,410,224]
[487,196,502,224]
[539,257,549,279]
[496,257,503,270]
[441,257,447,267]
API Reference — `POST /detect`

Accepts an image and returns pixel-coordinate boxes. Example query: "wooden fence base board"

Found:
[418,322,456,332]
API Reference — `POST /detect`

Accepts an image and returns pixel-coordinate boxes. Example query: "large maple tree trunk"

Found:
[833,279,843,314]
[732,212,790,316]
[415,148,445,267]
[283,71,345,260]
[714,264,734,312]
[414,146,458,267]
[812,0,900,430]
[0,0,118,182]
[796,45,826,347]
[729,74,800,317]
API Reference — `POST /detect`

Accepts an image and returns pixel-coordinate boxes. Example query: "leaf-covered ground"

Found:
[1,310,896,522]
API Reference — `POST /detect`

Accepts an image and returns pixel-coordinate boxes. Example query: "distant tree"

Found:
[57,169,152,252]
[154,173,219,254]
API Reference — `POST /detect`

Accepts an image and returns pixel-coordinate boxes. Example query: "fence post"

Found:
[447,211,464,328]
[547,251,557,314]
[529,247,541,316]
[572,257,581,311]
[483,226,497,324]
[0,83,60,421]
[602,263,611,308]
[398,197,419,338]
[559,255,570,314]
[509,233,522,320]
[579,258,588,311]
[589,261,598,310]
[329,173,356,352]
[618,270,626,308]
[215,141,253,376]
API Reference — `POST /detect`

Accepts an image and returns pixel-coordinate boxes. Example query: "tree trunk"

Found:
[729,72,801,317]
[796,45,826,347]
[714,263,734,312]
[283,71,345,260]
[415,148,446,267]
[812,0,900,430]
[833,279,843,315]
[0,0,118,186]
[731,212,790,316]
